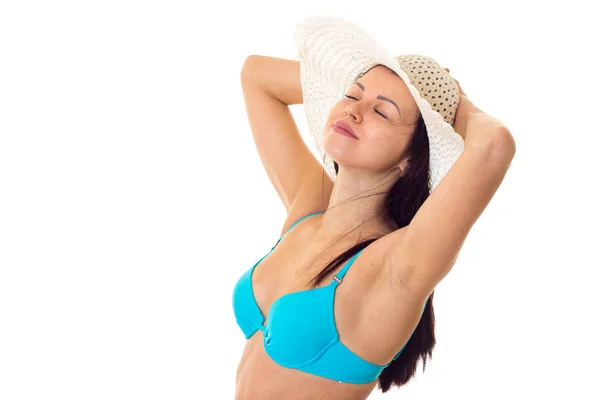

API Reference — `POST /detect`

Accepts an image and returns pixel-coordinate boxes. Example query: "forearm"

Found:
[240,55,303,106]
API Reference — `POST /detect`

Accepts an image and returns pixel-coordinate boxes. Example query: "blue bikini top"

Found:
[232,211,428,384]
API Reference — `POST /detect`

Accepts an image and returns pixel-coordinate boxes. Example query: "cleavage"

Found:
[252,238,340,326]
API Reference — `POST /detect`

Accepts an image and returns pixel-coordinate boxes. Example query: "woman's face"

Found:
[323,65,420,175]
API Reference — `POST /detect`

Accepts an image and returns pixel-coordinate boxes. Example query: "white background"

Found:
[1,1,598,399]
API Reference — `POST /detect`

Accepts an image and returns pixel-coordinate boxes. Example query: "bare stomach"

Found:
[234,332,378,400]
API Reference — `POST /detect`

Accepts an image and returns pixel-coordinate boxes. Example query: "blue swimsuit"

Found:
[232,211,428,384]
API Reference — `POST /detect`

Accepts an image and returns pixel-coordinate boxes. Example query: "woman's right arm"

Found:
[240,55,303,106]
[239,55,332,228]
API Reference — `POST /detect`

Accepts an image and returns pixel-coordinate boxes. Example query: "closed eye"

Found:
[344,95,387,119]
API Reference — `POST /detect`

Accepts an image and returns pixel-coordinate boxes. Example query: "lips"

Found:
[333,121,357,138]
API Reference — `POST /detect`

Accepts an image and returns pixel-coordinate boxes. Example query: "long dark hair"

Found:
[309,98,436,393]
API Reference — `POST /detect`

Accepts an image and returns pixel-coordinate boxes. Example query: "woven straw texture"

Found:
[293,15,465,192]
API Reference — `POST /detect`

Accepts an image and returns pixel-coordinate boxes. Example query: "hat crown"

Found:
[394,55,459,127]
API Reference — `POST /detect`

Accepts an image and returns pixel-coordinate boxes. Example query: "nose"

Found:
[345,103,363,123]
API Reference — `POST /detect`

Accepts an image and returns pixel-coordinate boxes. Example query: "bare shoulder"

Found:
[277,169,334,238]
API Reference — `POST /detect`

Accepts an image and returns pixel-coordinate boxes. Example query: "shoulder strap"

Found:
[271,211,324,250]
[331,248,366,286]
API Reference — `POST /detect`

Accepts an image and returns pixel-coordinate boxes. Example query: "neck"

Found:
[314,167,399,240]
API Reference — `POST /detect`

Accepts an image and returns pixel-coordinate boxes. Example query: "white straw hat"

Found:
[293,15,465,192]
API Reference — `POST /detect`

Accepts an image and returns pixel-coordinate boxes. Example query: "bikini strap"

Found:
[331,248,366,286]
[270,211,325,250]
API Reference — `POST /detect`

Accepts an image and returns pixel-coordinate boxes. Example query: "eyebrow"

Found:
[353,81,402,117]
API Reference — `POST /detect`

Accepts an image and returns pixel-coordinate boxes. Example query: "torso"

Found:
[234,212,428,400]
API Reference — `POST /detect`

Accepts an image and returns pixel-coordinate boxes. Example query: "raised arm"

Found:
[383,89,516,298]
[240,56,333,233]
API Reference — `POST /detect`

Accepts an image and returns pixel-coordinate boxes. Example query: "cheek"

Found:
[361,133,408,164]
[366,127,402,145]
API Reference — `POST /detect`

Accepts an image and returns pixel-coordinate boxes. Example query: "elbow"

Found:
[488,129,516,166]
[240,55,261,82]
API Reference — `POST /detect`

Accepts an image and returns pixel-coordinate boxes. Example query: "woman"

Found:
[232,16,516,400]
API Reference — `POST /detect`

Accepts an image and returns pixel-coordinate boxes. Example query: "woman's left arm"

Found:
[381,87,516,298]
[461,99,515,157]
[451,77,515,155]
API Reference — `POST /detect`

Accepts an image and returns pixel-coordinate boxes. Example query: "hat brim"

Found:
[294,16,465,192]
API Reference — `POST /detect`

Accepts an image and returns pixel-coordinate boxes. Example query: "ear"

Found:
[398,157,411,175]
